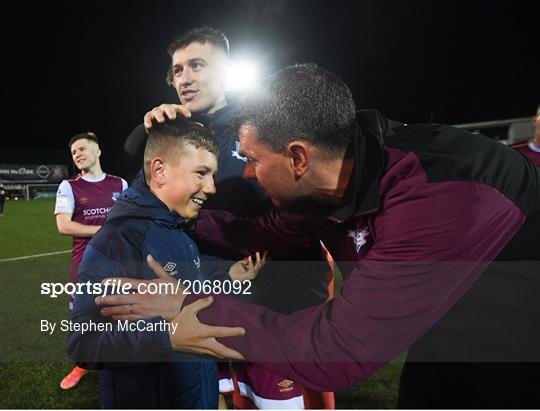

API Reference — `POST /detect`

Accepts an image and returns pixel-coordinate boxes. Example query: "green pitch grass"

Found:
[0,199,404,409]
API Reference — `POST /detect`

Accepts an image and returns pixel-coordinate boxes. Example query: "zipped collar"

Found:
[107,179,189,229]
[327,110,400,223]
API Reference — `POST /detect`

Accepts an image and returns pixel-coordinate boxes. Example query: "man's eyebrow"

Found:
[172,58,207,69]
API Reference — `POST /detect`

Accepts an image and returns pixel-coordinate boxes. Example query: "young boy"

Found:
[68,118,264,408]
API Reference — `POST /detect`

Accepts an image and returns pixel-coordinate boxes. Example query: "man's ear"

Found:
[150,158,167,185]
[288,142,309,178]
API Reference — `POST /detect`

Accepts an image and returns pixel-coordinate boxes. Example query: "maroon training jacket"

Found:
[188,111,540,395]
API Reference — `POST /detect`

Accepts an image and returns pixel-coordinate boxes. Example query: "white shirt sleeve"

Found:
[54,180,75,215]
[121,178,128,191]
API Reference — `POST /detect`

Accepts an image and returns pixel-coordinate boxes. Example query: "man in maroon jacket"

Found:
[98,64,540,408]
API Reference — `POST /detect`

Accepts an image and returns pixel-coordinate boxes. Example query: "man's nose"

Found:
[179,71,194,86]
[243,162,256,180]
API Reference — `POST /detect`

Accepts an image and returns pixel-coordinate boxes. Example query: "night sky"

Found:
[3,0,538,179]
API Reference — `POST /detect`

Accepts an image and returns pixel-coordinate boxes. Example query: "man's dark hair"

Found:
[166,26,229,86]
[234,63,356,155]
[69,132,98,149]
[144,118,219,182]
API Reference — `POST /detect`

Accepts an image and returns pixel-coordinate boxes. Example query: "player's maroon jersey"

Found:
[64,174,124,282]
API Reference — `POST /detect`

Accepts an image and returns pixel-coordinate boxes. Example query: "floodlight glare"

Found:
[225,61,258,92]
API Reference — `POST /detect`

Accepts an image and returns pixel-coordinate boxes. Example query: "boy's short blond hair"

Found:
[144,118,219,182]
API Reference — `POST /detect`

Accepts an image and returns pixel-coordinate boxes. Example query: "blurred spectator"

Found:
[0,185,6,215]
[511,105,540,167]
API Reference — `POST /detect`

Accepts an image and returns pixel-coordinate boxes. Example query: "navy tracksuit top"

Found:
[68,180,218,409]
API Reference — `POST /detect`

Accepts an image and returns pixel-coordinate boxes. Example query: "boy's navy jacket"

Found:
[68,179,217,409]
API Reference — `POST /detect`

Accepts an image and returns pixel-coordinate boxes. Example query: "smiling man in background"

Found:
[54,132,127,389]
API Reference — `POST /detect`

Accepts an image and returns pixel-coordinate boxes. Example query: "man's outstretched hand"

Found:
[144,104,191,129]
[168,296,246,360]
[229,250,269,282]
[97,254,247,360]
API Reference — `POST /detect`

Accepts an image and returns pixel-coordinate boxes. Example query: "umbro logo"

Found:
[163,262,178,277]
[277,379,294,389]
[277,379,294,392]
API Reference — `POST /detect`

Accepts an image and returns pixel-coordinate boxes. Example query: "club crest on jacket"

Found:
[348,226,370,253]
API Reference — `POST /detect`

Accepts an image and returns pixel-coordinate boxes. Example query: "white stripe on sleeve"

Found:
[54,180,75,214]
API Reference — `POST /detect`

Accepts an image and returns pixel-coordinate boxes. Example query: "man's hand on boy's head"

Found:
[144,104,192,129]
[97,255,185,321]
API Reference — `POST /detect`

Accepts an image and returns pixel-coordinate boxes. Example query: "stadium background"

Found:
[0,0,537,408]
